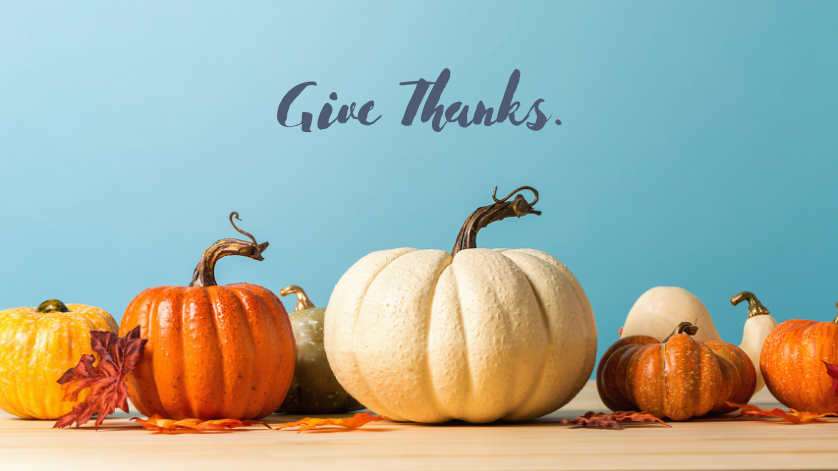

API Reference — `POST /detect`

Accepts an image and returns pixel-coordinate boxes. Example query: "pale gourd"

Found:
[619,287,777,393]
[324,187,598,423]
[730,291,778,393]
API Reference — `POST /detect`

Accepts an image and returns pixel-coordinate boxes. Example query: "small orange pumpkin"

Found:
[597,322,756,420]
[119,212,296,421]
[760,303,838,413]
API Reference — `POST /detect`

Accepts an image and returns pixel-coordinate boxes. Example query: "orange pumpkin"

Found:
[760,303,838,413]
[597,322,756,420]
[119,212,296,421]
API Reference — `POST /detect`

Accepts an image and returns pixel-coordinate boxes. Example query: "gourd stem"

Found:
[833,302,838,323]
[280,285,316,312]
[663,322,698,342]
[450,186,541,258]
[730,291,770,319]
[189,212,269,288]
[36,299,70,313]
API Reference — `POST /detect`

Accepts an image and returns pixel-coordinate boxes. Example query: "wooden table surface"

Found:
[2,381,836,471]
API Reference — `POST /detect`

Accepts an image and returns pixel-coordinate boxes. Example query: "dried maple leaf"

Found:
[726,402,838,424]
[560,411,670,430]
[131,414,271,433]
[824,361,838,398]
[276,412,388,433]
[53,326,147,430]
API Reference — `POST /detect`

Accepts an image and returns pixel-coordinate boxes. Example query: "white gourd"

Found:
[730,291,778,393]
[324,187,598,423]
[620,287,722,344]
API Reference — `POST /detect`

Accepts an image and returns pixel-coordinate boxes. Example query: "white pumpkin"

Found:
[324,187,597,423]
[619,287,777,393]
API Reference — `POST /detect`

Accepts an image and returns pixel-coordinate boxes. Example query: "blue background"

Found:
[2,1,836,368]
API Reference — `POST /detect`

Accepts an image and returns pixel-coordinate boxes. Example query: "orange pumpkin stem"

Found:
[731,291,770,319]
[450,186,541,257]
[663,322,699,342]
[279,285,316,312]
[189,212,269,288]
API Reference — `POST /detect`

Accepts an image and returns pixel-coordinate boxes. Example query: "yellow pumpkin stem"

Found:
[189,212,269,288]
[730,291,770,319]
[279,285,316,312]
[450,186,541,257]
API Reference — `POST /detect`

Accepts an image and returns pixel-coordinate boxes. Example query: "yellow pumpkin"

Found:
[0,299,118,419]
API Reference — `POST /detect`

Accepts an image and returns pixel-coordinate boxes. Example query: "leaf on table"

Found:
[726,402,838,424]
[131,414,271,433]
[824,361,838,398]
[276,412,389,433]
[560,411,670,430]
[53,326,147,430]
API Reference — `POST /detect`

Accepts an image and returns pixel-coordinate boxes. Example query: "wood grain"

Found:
[1,382,836,470]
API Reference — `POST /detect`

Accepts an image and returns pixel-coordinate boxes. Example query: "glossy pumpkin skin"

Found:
[120,283,296,421]
[277,306,364,414]
[0,302,118,419]
[597,332,756,420]
[761,319,838,413]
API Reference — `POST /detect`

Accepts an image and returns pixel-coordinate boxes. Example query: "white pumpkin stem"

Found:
[451,186,541,257]
[189,212,269,287]
[730,291,770,319]
[279,285,316,312]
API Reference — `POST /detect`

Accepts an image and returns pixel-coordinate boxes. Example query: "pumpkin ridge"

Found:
[205,286,229,418]
[351,249,417,420]
[232,284,277,419]
[448,258,473,420]
[423,258,454,420]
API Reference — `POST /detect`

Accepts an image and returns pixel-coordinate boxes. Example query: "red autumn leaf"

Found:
[560,411,670,430]
[53,326,147,430]
[726,402,838,424]
[276,412,389,433]
[824,361,838,398]
[131,414,271,433]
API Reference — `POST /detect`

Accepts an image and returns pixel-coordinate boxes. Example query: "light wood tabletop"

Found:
[1,381,835,471]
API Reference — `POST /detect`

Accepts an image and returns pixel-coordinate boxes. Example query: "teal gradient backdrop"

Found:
[1,1,836,370]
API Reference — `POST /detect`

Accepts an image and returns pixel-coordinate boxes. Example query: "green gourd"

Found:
[276,285,364,414]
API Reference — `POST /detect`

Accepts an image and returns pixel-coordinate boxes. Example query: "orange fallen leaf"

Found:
[726,402,838,424]
[275,412,388,433]
[131,414,271,433]
[560,411,670,430]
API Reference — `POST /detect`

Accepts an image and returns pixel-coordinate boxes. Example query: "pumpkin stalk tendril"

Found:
[451,186,540,257]
[189,212,269,288]
[731,291,770,319]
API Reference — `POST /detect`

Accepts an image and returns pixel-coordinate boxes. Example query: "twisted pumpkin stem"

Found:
[189,212,269,288]
[664,321,699,342]
[279,285,316,312]
[731,291,770,319]
[450,186,541,257]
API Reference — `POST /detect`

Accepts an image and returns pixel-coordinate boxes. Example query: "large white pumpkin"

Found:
[324,187,598,423]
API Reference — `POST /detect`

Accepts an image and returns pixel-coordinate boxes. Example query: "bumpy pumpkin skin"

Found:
[761,319,838,413]
[596,332,755,420]
[0,304,118,419]
[620,287,722,344]
[120,283,295,421]
[325,247,598,423]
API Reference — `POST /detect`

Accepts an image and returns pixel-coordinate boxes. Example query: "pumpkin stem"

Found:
[36,299,70,313]
[189,212,269,288]
[833,302,838,323]
[279,285,316,312]
[450,186,541,257]
[730,291,770,319]
[664,321,699,342]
